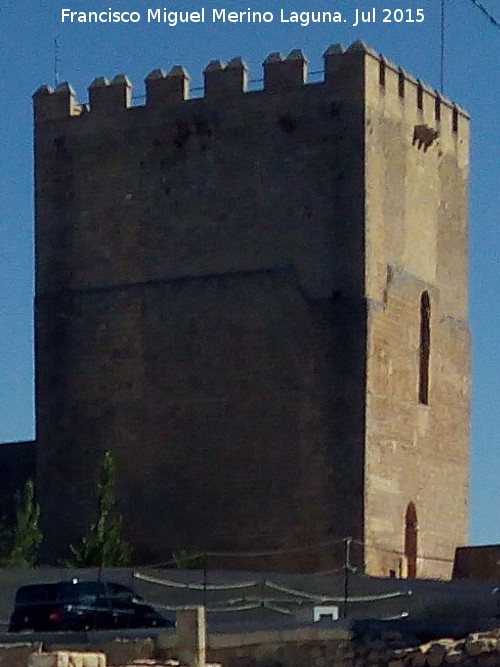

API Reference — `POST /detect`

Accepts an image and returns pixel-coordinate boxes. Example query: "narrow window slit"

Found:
[398,70,405,98]
[379,59,386,87]
[434,95,441,122]
[417,83,423,111]
[418,291,430,405]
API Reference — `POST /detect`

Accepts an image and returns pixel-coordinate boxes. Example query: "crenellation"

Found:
[367,52,468,152]
[263,49,308,91]
[323,43,345,56]
[33,82,80,121]
[33,42,469,145]
[88,74,132,113]
[435,97,452,145]
[401,68,418,87]
[322,44,345,82]
[346,39,378,57]
[322,43,365,103]
[89,76,110,88]
[420,81,435,98]
[145,66,191,105]
[414,80,434,126]
[204,57,248,98]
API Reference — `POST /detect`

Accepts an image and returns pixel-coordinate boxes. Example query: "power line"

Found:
[138,537,349,566]
[441,0,500,93]
[440,0,446,92]
[205,538,347,558]
[467,0,500,28]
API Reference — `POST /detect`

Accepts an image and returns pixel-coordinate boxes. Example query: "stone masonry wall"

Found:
[362,48,470,579]
[204,628,500,667]
[34,45,368,567]
[33,41,470,573]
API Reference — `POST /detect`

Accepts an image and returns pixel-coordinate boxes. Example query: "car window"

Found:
[15,584,59,605]
[106,583,140,600]
[57,582,106,604]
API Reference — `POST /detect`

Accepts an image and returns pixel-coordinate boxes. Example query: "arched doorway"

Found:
[404,502,418,578]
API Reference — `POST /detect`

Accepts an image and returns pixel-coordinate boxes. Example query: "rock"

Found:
[365,640,387,652]
[465,638,491,656]
[365,650,382,663]
[29,652,106,667]
[443,648,464,665]
[382,632,405,643]
[476,654,500,667]
[427,653,445,667]
[409,652,427,667]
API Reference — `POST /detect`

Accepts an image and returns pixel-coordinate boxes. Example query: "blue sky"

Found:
[0,0,498,545]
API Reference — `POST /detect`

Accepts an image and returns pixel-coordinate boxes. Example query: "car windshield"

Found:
[57,582,105,604]
[15,582,107,606]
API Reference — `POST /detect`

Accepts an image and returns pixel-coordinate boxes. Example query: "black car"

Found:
[9,580,174,632]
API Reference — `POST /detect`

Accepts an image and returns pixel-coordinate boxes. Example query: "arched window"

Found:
[418,292,431,405]
[404,502,418,578]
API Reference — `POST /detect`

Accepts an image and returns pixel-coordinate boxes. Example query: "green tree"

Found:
[0,479,43,567]
[66,451,132,567]
[0,516,11,564]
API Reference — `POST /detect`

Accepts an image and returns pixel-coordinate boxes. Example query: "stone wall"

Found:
[363,47,470,580]
[453,545,500,582]
[1,627,499,667]
[34,43,368,568]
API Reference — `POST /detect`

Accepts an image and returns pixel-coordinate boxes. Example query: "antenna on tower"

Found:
[54,35,60,88]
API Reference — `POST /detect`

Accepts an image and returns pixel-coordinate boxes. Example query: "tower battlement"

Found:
[34,40,468,147]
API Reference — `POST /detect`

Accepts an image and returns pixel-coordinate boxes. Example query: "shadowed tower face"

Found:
[33,41,470,577]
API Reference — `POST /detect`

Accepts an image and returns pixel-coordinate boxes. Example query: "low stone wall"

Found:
[0,642,42,667]
[209,630,351,667]
[0,641,156,667]
[157,626,500,667]
[0,626,498,667]
[45,639,156,666]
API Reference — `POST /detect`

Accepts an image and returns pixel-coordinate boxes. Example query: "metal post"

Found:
[343,537,352,619]
[202,553,208,609]
[54,36,60,88]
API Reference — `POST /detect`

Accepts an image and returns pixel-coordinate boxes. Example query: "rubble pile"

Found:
[351,628,500,666]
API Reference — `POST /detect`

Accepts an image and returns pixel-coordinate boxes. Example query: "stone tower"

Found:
[34,41,470,577]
